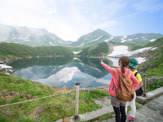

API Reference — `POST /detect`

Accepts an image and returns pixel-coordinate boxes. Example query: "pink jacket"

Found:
[102,63,139,96]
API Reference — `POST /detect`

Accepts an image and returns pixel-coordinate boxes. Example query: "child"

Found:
[101,56,139,122]
[125,57,143,122]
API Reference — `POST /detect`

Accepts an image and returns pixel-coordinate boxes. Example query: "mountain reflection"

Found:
[9,57,113,88]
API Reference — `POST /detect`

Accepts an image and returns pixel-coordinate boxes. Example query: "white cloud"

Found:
[0,0,122,41]
[42,67,79,83]
[0,0,162,40]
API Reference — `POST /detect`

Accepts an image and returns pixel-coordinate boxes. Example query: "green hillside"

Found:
[79,42,109,56]
[145,37,163,47]
[138,37,163,76]
[0,72,108,121]
[138,38,163,91]
[0,43,74,60]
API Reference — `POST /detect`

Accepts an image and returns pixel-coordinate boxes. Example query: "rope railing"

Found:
[0,84,109,121]
[0,86,108,108]
[0,89,75,108]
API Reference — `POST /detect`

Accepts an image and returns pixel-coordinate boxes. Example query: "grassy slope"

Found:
[138,38,163,76]
[137,38,163,92]
[79,42,109,56]
[0,43,74,60]
[0,72,109,121]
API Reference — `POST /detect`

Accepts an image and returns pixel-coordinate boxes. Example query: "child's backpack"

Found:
[134,72,143,96]
[114,69,135,102]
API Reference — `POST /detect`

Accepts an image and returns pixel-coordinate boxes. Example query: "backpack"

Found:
[114,69,135,102]
[134,72,143,96]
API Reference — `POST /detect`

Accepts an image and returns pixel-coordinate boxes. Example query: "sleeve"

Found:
[101,62,114,74]
[130,72,139,89]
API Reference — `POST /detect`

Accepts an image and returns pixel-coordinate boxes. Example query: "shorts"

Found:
[110,95,126,107]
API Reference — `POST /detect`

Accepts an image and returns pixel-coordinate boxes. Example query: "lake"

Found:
[8,57,119,89]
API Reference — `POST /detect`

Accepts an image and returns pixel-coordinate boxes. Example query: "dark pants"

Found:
[113,106,126,122]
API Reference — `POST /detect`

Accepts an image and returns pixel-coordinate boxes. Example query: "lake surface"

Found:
[8,57,119,89]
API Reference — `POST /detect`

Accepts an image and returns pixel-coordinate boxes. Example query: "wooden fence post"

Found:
[73,83,80,120]
[143,74,147,97]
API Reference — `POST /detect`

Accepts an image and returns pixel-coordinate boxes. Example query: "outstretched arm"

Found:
[101,60,114,74]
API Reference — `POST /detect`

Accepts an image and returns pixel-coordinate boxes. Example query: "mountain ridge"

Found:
[0,24,65,47]
[0,24,163,47]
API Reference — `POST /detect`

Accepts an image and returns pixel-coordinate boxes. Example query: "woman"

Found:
[101,56,139,122]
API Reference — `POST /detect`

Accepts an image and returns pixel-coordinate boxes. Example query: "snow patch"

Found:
[49,42,55,46]
[77,44,84,47]
[121,35,127,43]
[108,45,152,57]
[150,47,157,50]
[90,36,103,42]
[0,64,12,69]
[150,39,156,42]
[104,36,114,42]
[74,50,82,54]
[124,47,152,57]
[108,45,153,67]
[108,45,129,57]
[77,36,103,47]
[136,57,146,64]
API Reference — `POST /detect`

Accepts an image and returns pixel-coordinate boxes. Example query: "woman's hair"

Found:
[119,56,130,73]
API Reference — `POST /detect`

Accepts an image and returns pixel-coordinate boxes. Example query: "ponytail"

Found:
[119,56,130,73]
[121,65,125,73]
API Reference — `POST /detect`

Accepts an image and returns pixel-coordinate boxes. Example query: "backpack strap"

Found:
[134,72,139,77]
[114,69,130,89]
[116,69,130,78]
[116,69,122,78]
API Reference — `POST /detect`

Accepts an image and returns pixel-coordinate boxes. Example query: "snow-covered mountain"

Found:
[0,24,65,47]
[0,24,163,47]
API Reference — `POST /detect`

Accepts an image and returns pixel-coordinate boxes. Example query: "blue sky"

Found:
[0,0,163,41]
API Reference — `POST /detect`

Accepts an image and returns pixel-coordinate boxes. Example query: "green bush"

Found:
[147,79,163,92]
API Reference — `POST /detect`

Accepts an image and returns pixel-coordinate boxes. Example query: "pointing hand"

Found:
[101,60,104,64]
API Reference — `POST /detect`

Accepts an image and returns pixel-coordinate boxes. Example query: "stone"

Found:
[35,105,47,114]
[160,109,163,115]
[26,94,32,99]
[9,92,16,95]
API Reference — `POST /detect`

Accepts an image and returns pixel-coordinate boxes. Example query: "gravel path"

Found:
[102,95,163,122]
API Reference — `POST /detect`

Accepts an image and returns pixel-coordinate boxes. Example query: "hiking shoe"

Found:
[128,118,135,122]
